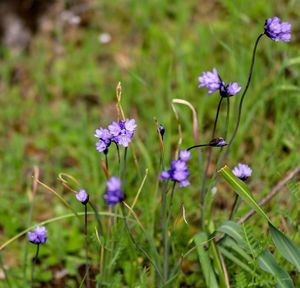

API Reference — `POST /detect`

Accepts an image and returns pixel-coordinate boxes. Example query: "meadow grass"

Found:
[0,0,299,286]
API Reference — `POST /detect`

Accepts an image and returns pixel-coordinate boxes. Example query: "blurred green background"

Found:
[0,0,299,286]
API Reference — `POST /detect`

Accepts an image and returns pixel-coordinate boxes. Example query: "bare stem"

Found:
[30,244,39,288]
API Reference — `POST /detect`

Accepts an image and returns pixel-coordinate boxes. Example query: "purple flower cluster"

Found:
[232,163,252,181]
[198,68,241,97]
[160,150,191,188]
[28,226,48,245]
[264,17,291,42]
[76,189,89,205]
[95,119,137,153]
[103,176,124,205]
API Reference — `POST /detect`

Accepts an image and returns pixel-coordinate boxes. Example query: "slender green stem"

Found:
[227,33,264,148]
[84,204,90,288]
[30,244,39,288]
[89,202,104,236]
[115,143,121,177]
[200,96,224,218]
[120,203,163,280]
[163,182,176,282]
[229,194,239,220]
[160,184,168,254]
[123,147,128,184]
[105,153,109,171]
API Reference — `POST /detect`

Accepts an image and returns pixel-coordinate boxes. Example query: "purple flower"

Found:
[226,82,241,96]
[108,119,137,147]
[198,68,221,94]
[264,17,292,42]
[209,137,227,147]
[76,189,89,205]
[232,163,252,181]
[179,150,191,162]
[198,68,241,97]
[95,128,112,153]
[28,226,48,245]
[160,150,191,188]
[103,176,124,205]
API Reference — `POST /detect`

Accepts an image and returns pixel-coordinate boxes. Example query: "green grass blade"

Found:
[194,232,219,288]
[269,223,300,272]
[258,249,294,288]
[218,166,271,223]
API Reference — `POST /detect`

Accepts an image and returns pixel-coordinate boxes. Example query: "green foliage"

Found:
[0,0,300,287]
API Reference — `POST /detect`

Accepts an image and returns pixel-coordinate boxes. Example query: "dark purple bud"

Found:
[209,137,227,147]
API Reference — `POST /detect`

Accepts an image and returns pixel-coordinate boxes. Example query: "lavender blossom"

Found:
[76,189,89,205]
[108,119,137,147]
[264,17,292,42]
[198,68,241,97]
[28,226,48,245]
[95,128,112,153]
[232,163,252,181]
[103,176,124,205]
[226,82,241,96]
[160,150,191,188]
[198,68,221,94]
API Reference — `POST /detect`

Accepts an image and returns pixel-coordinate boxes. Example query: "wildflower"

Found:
[76,189,89,205]
[232,163,252,181]
[28,226,48,245]
[160,150,191,188]
[95,128,112,153]
[264,17,291,42]
[108,119,137,147]
[198,68,241,97]
[103,176,124,205]
[209,137,227,147]
[198,68,221,94]
[225,82,241,96]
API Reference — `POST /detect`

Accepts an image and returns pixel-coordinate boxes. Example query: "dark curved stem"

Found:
[187,143,210,151]
[120,203,163,280]
[228,33,264,147]
[123,147,128,184]
[30,244,39,288]
[200,97,224,210]
[105,154,109,171]
[84,204,90,288]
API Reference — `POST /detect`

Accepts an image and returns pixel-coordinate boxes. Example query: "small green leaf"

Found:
[218,221,244,245]
[218,166,271,223]
[194,232,219,288]
[258,249,294,288]
[269,223,300,272]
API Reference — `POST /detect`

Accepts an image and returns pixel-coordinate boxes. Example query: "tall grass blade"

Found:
[218,166,271,223]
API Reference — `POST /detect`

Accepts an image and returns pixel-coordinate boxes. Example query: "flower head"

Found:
[209,137,227,147]
[226,82,241,96]
[232,163,252,181]
[198,68,241,97]
[95,128,112,153]
[160,150,191,188]
[28,226,48,245]
[264,17,292,42]
[108,119,137,147]
[198,68,221,94]
[104,176,124,205]
[76,189,89,205]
